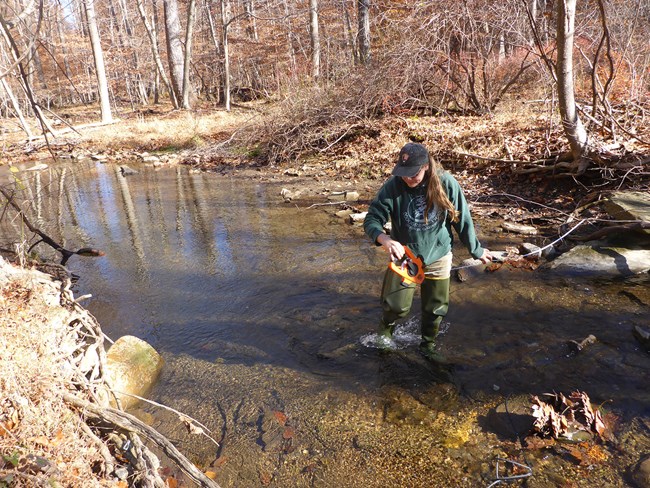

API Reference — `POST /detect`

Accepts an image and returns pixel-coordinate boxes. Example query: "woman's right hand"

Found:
[377,234,405,262]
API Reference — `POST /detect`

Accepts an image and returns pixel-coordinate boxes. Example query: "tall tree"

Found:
[357,0,370,64]
[82,0,113,122]
[182,0,196,108]
[162,0,184,108]
[243,0,258,41]
[220,0,231,111]
[309,0,320,80]
[556,0,588,161]
[135,0,174,102]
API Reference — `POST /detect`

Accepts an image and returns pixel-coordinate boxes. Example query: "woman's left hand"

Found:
[478,249,494,264]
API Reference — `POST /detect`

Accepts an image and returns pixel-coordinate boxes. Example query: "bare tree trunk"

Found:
[220,0,231,111]
[82,0,113,122]
[309,0,320,80]
[528,0,538,45]
[163,0,184,108]
[357,0,370,64]
[135,0,174,103]
[0,7,58,138]
[1,78,34,139]
[556,0,588,160]
[243,0,258,41]
[341,0,357,64]
[281,0,297,79]
[205,3,222,103]
[182,0,196,108]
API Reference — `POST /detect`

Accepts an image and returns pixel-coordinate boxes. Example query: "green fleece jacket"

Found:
[363,171,484,265]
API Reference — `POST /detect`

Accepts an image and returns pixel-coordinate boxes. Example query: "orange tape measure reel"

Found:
[389,246,425,285]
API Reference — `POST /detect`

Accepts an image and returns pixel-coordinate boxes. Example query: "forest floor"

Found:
[1,101,649,486]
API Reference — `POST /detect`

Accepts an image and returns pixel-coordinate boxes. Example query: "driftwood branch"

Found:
[572,221,650,241]
[62,392,222,488]
[0,186,104,265]
[455,150,572,167]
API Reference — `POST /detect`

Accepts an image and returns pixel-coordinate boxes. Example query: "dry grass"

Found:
[0,102,259,158]
[0,262,108,487]
[79,107,255,153]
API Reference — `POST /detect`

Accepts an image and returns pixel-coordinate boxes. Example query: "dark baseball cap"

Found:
[392,143,430,177]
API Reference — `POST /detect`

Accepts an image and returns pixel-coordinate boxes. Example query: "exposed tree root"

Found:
[62,393,221,488]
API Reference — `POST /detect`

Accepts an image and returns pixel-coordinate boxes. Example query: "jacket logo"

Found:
[404,195,440,231]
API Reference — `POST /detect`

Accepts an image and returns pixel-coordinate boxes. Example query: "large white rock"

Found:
[103,335,164,410]
[548,244,650,276]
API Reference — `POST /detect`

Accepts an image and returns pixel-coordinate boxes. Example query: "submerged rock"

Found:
[483,395,535,441]
[633,326,650,351]
[630,454,650,488]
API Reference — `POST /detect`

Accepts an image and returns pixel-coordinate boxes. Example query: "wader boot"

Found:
[419,277,450,363]
[378,267,416,347]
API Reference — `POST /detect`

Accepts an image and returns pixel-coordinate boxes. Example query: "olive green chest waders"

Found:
[378,254,451,350]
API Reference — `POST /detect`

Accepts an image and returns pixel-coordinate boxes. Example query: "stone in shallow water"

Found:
[483,395,535,441]
[102,335,164,410]
[630,454,650,488]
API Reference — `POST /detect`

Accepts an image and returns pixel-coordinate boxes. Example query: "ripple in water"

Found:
[360,317,450,349]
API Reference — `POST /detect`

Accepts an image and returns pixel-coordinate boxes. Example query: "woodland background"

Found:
[0,0,648,179]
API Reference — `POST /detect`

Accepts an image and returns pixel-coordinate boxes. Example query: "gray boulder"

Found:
[547,243,650,277]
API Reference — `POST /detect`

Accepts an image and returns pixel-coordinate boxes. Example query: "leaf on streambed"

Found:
[282,427,295,439]
[530,391,610,442]
[524,435,556,450]
[505,257,540,270]
[259,470,272,486]
[555,442,610,466]
[179,415,205,436]
[213,456,228,468]
[204,470,218,480]
[273,410,288,426]
[531,395,567,438]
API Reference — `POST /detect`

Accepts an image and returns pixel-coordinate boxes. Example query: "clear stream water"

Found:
[2,161,648,487]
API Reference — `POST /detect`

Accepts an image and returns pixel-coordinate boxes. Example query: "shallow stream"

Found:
[2,161,648,487]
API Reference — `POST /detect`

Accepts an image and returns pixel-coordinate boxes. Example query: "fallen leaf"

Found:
[204,471,217,480]
[213,456,228,468]
[273,411,287,426]
[165,477,178,488]
[31,435,51,447]
[283,427,295,439]
[524,435,555,450]
[259,470,272,486]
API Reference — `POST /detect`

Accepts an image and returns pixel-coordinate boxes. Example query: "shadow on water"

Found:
[2,161,648,487]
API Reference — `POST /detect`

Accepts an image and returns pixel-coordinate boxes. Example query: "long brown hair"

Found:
[424,155,458,223]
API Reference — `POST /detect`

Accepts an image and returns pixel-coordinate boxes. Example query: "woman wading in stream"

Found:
[363,142,493,363]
